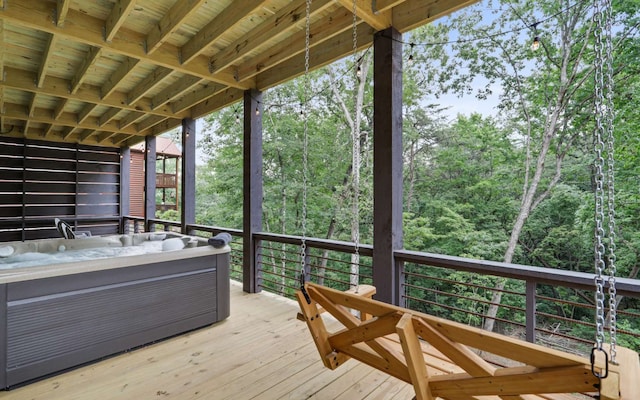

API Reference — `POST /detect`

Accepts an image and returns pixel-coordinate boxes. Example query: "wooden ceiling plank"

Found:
[70,46,102,94]
[56,0,71,27]
[136,115,167,131]
[98,107,121,127]
[209,0,333,76]
[101,56,140,99]
[335,0,391,31]
[120,111,145,129]
[236,7,353,82]
[180,0,267,65]
[171,82,224,114]
[393,0,480,32]
[105,0,137,42]
[36,33,57,88]
[1,1,247,89]
[77,103,98,125]
[4,102,141,136]
[3,67,183,119]
[151,75,202,110]
[23,120,30,136]
[146,0,209,55]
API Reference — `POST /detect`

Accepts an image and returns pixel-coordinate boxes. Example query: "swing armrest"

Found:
[296,284,376,322]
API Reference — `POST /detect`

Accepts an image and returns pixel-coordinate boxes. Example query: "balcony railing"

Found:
[155,173,177,188]
[123,216,640,356]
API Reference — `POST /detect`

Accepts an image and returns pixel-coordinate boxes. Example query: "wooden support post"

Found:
[119,146,130,234]
[181,118,196,234]
[373,27,403,305]
[243,89,263,293]
[525,280,536,343]
[144,135,156,232]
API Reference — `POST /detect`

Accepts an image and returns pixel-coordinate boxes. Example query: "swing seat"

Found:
[296,282,639,400]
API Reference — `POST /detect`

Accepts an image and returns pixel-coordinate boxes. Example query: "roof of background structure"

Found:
[131,136,182,157]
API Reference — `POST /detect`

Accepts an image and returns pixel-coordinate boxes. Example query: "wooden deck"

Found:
[0,281,414,400]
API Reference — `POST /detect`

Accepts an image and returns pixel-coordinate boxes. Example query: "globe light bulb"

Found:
[531,36,540,51]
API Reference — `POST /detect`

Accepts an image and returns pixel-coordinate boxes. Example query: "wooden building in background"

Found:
[129,137,182,217]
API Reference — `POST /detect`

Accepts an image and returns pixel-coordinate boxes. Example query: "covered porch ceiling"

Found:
[0,0,477,148]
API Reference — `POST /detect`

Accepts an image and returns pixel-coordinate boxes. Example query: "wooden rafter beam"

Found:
[171,82,224,114]
[209,0,334,75]
[335,0,391,31]
[119,111,145,129]
[136,115,166,132]
[127,66,173,105]
[56,0,71,27]
[70,46,102,94]
[61,126,76,140]
[101,56,140,99]
[2,67,186,119]
[97,131,117,144]
[42,123,54,138]
[98,107,121,127]
[3,102,141,136]
[77,103,99,124]
[257,21,375,90]
[180,0,267,65]
[53,98,68,120]
[104,0,136,42]
[0,1,246,89]
[27,93,37,117]
[36,33,57,88]
[145,0,208,55]
[150,75,201,110]
[236,7,353,82]
[393,0,480,32]
[78,129,96,142]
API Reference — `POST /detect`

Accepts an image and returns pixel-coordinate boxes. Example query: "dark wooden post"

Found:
[120,146,131,234]
[181,118,196,234]
[243,89,263,293]
[373,27,403,305]
[144,135,156,232]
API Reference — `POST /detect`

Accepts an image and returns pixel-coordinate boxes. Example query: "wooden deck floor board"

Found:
[0,281,412,400]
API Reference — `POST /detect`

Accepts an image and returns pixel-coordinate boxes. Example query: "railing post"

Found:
[181,118,196,234]
[526,280,537,343]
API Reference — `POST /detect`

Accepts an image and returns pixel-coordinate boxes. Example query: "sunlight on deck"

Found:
[0,281,413,400]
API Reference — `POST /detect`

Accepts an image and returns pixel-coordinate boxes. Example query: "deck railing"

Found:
[123,216,640,355]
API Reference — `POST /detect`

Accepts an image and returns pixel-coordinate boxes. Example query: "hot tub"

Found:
[0,233,230,389]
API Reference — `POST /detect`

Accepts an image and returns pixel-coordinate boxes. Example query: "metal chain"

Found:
[299,0,312,287]
[350,0,361,291]
[602,0,617,363]
[593,0,617,364]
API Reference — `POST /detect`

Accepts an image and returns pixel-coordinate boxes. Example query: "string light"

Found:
[255,106,260,116]
[531,36,540,51]
[407,43,415,66]
[356,65,362,78]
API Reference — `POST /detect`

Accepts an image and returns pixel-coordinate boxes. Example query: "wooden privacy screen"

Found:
[0,137,121,241]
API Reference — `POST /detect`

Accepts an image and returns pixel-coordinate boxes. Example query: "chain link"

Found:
[593,0,617,363]
[350,0,361,291]
[299,0,312,283]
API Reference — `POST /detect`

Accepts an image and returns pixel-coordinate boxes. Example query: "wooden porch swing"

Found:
[295,282,639,400]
